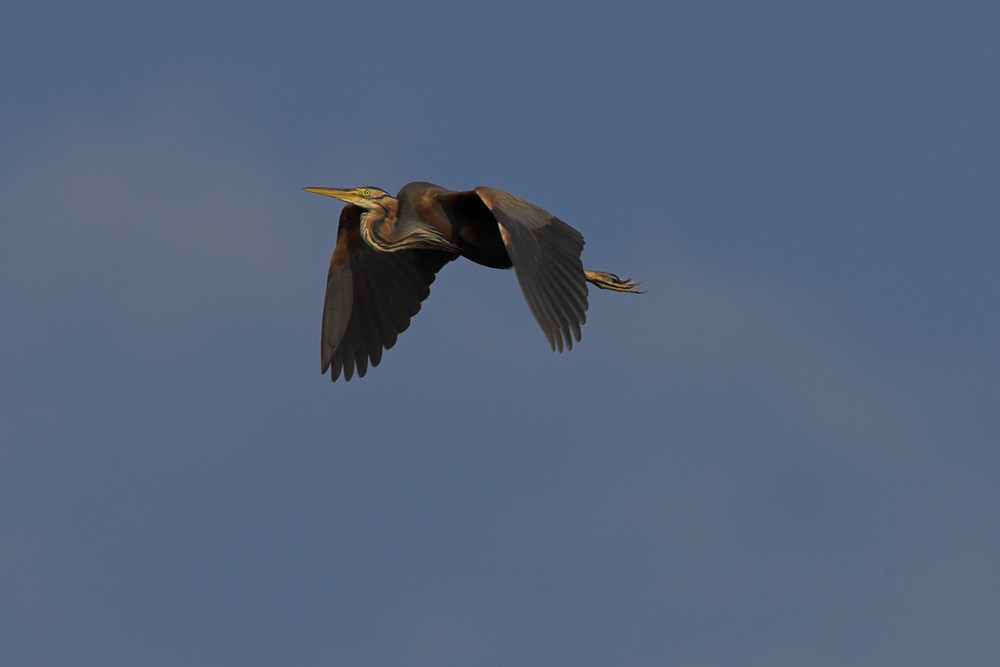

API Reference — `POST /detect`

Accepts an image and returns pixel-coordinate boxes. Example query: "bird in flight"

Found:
[305,182,642,381]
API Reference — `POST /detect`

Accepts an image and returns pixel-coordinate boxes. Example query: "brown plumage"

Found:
[304,182,642,381]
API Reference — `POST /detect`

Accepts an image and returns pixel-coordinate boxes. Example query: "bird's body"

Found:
[305,182,641,381]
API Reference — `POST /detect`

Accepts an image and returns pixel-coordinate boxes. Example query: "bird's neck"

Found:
[359,199,401,250]
[361,198,456,253]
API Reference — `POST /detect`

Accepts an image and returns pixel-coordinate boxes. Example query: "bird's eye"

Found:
[363,189,372,197]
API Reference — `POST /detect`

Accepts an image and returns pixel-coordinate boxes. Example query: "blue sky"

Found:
[2,2,999,665]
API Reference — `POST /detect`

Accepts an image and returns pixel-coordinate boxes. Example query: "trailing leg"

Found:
[584,269,644,293]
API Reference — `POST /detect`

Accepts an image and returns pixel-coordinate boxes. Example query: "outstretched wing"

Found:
[322,205,456,381]
[473,187,588,352]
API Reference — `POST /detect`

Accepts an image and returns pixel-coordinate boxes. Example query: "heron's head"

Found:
[303,186,392,212]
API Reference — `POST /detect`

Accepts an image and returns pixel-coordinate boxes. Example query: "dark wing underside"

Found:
[472,187,588,352]
[322,205,455,381]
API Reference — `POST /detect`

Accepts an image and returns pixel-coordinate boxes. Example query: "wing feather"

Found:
[474,187,588,351]
[321,205,456,381]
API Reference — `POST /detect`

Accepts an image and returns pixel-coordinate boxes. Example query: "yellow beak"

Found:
[302,187,365,203]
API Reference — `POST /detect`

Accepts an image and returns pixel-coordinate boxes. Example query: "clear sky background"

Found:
[2,2,999,665]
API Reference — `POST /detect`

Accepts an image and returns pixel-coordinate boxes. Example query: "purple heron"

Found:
[305,182,642,381]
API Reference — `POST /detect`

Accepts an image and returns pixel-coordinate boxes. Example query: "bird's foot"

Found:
[585,270,645,293]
